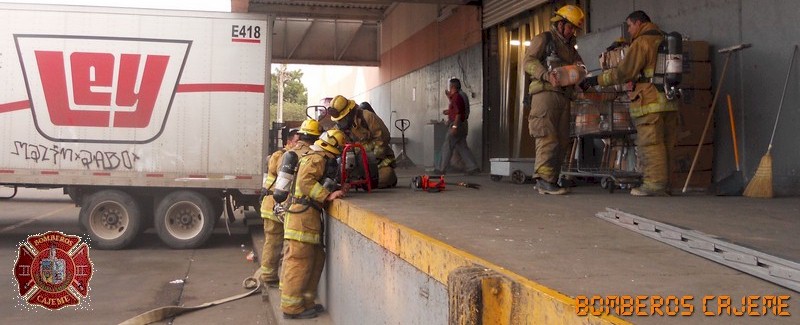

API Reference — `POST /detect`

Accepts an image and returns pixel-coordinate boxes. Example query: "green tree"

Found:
[270,67,307,105]
[269,102,307,122]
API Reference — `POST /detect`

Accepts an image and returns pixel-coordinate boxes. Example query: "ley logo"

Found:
[13,231,93,310]
[15,35,191,143]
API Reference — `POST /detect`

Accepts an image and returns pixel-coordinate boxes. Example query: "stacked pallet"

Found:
[671,40,713,190]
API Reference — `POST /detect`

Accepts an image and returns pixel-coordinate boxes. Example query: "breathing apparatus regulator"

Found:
[273,151,299,203]
[651,31,683,99]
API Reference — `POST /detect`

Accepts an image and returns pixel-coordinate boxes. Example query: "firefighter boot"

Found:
[536,179,568,195]
[283,308,319,319]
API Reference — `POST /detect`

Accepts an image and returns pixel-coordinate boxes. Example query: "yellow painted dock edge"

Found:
[329,200,630,325]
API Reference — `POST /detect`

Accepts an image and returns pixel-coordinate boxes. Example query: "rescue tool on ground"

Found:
[410,175,481,192]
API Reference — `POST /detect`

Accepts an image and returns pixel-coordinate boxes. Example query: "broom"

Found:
[743,45,798,198]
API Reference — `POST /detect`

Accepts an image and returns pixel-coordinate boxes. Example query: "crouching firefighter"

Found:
[280,129,347,319]
[258,119,321,289]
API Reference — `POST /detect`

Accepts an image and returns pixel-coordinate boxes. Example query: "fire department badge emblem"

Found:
[13,231,93,310]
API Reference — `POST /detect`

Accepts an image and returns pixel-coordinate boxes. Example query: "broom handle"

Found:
[726,94,740,171]
[683,52,732,193]
[768,45,798,150]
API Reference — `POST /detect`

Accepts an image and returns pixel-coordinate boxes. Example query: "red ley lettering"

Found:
[71,52,114,106]
[36,51,109,127]
[114,54,169,128]
[35,50,169,128]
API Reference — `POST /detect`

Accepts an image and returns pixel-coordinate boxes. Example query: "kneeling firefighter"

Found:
[279,129,347,319]
[328,95,397,188]
[258,119,320,288]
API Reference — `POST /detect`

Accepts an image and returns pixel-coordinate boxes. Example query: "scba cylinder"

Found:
[273,151,299,203]
[664,31,683,89]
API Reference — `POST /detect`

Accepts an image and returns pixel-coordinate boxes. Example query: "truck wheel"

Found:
[79,190,142,250]
[155,191,216,249]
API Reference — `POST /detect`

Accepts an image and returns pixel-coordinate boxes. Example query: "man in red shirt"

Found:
[436,78,479,175]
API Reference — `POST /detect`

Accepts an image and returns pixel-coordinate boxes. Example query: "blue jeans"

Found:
[438,120,478,172]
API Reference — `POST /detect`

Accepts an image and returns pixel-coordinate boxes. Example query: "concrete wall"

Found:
[324,217,449,324]
[359,4,485,170]
[359,46,484,170]
[319,200,625,324]
[589,0,800,195]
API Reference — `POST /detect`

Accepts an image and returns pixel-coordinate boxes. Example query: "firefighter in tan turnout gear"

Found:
[582,10,678,196]
[258,120,320,288]
[328,94,398,188]
[280,129,346,319]
[523,4,585,195]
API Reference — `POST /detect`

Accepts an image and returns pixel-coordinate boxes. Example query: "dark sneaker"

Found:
[536,179,568,195]
[630,186,669,197]
[465,168,481,176]
[310,304,325,313]
[283,308,319,319]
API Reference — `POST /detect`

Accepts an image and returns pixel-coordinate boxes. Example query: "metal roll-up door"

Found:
[483,0,547,29]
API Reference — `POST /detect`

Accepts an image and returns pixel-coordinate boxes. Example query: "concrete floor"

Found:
[338,167,800,324]
[249,166,798,324]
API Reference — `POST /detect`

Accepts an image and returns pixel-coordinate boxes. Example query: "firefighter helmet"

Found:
[551,5,585,29]
[298,119,322,136]
[315,129,346,155]
[328,95,356,121]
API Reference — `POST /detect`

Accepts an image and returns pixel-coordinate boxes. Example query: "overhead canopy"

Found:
[248,0,474,66]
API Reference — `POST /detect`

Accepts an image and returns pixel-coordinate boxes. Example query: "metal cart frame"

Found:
[560,100,642,192]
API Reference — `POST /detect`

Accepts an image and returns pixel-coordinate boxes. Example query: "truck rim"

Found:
[88,200,130,240]
[163,202,204,240]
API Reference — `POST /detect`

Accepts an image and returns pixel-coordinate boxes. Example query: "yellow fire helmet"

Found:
[328,95,356,121]
[551,5,585,29]
[314,129,346,155]
[298,119,322,136]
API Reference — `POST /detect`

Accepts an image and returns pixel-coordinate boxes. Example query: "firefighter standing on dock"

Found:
[523,4,585,195]
[581,10,678,196]
[280,129,346,319]
[258,120,320,288]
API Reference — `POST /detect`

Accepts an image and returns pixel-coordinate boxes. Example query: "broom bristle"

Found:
[743,152,773,198]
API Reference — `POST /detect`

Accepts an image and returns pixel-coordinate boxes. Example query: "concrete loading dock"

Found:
[251,168,799,324]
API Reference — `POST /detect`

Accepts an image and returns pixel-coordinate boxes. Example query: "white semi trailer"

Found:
[0,4,272,249]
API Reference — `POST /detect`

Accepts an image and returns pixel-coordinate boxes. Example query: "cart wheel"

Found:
[490,175,502,182]
[600,177,615,193]
[511,170,527,184]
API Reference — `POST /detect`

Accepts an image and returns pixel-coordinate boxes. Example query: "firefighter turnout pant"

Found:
[280,205,325,315]
[259,195,283,283]
[377,164,398,188]
[634,110,678,191]
[528,91,571,184]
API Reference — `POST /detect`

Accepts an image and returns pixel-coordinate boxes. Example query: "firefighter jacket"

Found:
[260,141,312,222]
[284,148,334,244]
[523,28,583,96]
[597,22,677,118]
[335,108,395,166]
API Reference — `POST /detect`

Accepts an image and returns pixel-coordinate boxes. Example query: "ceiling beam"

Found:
[278,0,473,4]
[249,3,385,20]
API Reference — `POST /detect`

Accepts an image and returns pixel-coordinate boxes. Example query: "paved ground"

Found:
[0,188,268,324]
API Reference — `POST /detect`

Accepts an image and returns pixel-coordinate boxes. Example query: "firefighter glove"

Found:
[580,75,598,91]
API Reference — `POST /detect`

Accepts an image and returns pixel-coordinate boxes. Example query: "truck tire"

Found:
[79,190,142,250]
[154,190,216,249]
